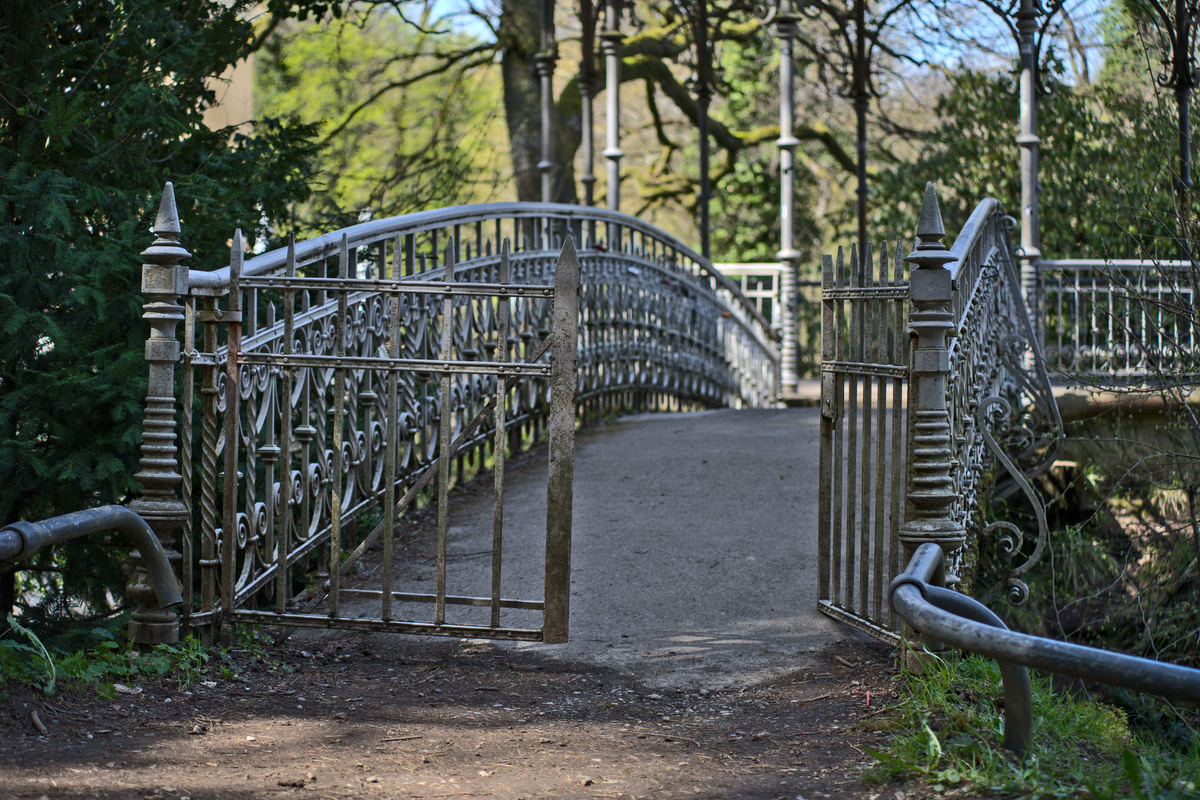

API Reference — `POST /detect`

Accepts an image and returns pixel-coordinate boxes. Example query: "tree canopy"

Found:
[0,0,324,622]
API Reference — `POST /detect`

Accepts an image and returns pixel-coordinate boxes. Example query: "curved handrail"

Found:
[1,506,182,609]
[186,202,777,342]
[945,197,1004,284]
[891,542,1200,757]
[935,198,1062,596]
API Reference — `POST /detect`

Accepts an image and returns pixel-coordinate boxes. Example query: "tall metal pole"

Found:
[853,0,869,259]
[1016,0,1042,332]
[695,0,713,260]
[1171,0,1195,257]
[537,0,558,204]
[580,0,597,208]
[602,0,624,214]
[775,0,800,392]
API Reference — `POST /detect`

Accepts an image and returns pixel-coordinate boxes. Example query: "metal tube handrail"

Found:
[891,542,1200,756]
[1038,259,1193,270]
[945,197,1004,282]
[0,506,182,609]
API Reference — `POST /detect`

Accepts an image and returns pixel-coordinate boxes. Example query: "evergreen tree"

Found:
[0,0,324,626]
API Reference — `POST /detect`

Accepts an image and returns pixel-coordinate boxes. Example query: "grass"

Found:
[866,652,1200,799]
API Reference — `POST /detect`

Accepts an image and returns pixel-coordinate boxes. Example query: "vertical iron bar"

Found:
[491,242,512,628]
[845,245,861,613]
[857,242,873,617]
[383,236,400,621]
[818,253,835,603]
[890,241,906,629]
[873,244,889,623]
[277,238,296,615]
[220,230,244,647]
[831,247,846,607]
[544,237,581,643]
[181,295,195,628]
[329,235,349,620]
[200,299,219,635]
[436,241,456,627]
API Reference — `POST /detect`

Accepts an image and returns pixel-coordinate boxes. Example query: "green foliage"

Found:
[869,653,1200,798]
[866,69,1181,261]
[3,613,55,695]
[0,0,322,624]
[709,29,822,264]
[256,5,506,234]
[0,620,226,697]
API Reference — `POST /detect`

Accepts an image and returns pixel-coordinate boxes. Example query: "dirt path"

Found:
[1,634,903,800]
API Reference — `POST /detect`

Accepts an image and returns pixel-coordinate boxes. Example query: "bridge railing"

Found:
[124,187,780,643]
[714,263,822,378]
[1034,258,1198,384]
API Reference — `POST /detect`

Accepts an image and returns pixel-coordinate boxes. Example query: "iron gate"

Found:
[817,242,909,644]
[194,233,579,644]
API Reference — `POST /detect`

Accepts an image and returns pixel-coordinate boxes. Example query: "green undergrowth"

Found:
[866,652,1200,799]
[0,616,278,700]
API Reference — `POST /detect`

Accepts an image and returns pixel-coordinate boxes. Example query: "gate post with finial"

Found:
[126,183,190,645]
[899,183,965,661]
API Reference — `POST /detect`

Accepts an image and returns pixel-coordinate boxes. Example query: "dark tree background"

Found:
[0,0,328,626]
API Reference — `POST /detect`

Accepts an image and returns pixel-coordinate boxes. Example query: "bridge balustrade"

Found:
[1034,259,1198,384]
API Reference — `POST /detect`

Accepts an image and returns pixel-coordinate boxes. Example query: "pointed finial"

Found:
[556,234,578,273]
[155,182,182,236]
[905,182,955,271]
[915,182,945,244]
[141,182,191,264]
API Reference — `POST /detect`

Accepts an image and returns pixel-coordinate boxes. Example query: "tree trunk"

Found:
[499,0,578,205]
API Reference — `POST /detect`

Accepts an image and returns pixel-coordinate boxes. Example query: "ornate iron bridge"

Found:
[817,184,1061,643]
[124,188,779,645]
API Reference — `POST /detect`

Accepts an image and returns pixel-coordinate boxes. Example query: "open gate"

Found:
[189,231,579,644]
[816,241,909,644]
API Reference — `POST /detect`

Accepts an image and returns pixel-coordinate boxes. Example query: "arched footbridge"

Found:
[109,182,1060,662]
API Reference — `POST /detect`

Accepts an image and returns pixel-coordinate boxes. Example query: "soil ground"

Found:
[0,634,905,800]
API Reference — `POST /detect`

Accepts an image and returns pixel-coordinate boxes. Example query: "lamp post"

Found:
[694,0,714,260]
[537,0,558,204]
[1146,0,1199,245]
[602,0,624,215]
[761,0,801,394]
[1016,0,1042,333]
[853,0,869,260]
[580,0,597,208]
